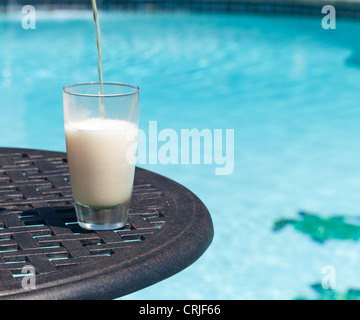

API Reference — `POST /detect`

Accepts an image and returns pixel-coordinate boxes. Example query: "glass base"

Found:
[74,201,130,230]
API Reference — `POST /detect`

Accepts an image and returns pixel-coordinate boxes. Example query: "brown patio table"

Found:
[0,147,213,299]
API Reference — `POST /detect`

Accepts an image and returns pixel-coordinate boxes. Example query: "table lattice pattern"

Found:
[0,148,213,299]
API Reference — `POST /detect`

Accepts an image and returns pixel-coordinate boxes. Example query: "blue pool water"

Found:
[2,9,360,299]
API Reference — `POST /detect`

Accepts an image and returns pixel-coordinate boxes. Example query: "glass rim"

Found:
[63,82,139,97]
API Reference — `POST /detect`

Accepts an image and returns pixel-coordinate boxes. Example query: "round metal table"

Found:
[0,148,213,299]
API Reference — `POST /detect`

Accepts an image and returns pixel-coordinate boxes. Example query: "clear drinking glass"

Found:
[63,82,139,230]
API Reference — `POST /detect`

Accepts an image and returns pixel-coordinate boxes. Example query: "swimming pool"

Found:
[2,9,360,299]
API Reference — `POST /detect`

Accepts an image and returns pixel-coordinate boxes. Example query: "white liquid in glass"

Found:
[65,118,138,207]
